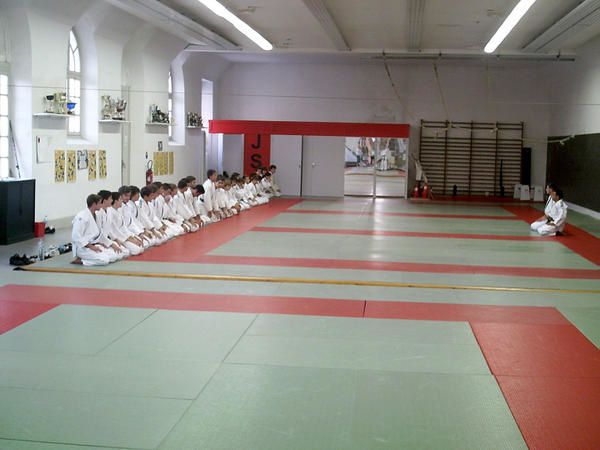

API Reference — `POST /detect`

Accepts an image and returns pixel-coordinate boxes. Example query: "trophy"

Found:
[149,104,169,124]
[44,94,55,113]
[67,102,77,115]
[54,92,67,115]
[187,112,202,127]
[101,95,113,120]
[113,98,127,120]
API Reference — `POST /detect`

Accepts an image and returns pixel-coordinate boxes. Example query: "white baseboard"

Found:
[568,202,600,220]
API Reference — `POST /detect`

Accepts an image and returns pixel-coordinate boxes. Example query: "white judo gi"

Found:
[95,209,128,260]
[536,199,568,236]
[106,207,144,256]
[530,196,556,232]
[72,208,119,266]
[202,179,217,217]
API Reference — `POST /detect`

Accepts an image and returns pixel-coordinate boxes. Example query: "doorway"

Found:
[344,136,408,198]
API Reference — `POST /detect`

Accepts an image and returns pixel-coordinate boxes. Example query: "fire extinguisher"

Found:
[146,160,154,185]
[421,183,430,199]
[413,185,420,198]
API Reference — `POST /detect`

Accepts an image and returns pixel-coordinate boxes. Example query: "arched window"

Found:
[168,70,173,139]
[67,30,81,135]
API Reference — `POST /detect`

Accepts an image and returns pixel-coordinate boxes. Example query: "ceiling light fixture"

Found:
[484,0,537,53]
[197,0,273,50]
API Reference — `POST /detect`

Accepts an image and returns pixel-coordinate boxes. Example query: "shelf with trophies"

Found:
[34,92,74,118]
[186,112,203,129]
[99,95,129,124]
[146,104,170,126]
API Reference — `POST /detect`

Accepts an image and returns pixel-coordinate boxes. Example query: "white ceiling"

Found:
[156,0,600,54]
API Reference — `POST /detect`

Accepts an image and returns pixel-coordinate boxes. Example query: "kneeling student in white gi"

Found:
[269,165,282,197]
[531,183,557,232]
[106,192,144,256]
[96,190,128,260]
[536,189,568,236]
[72,194,120,266]
[138,186,169,244]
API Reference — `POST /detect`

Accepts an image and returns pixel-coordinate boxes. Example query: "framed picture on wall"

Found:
[77,150,88,170]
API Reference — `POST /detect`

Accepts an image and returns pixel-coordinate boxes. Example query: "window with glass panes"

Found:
[67,30,81,135]
[0,73,9,178]
[168,71,173,139]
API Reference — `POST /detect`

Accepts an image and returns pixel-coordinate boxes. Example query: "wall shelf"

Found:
[33,113,70,118]
[99,119,131,124]
[145,122,170,126]
[186,126,202,129]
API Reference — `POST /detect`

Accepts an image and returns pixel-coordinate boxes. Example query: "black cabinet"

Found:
[0,179,35,245]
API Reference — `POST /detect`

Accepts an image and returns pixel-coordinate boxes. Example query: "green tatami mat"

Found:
[158,364,525,450]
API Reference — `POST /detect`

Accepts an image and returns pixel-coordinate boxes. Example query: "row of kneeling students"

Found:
[71,166,281,266]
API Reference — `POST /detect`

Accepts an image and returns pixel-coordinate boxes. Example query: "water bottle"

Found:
[43,215,48,227]
[38,239,45,261]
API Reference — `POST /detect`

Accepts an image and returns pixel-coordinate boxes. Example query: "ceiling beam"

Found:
[523,0,600,52]
[301,0,350,51]
[105,0,239,50]
[408,0,426,50]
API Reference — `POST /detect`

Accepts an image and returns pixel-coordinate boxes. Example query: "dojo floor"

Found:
[1,198,599,450]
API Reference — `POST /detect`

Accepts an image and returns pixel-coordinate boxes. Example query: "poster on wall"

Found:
[66,150,77,183]
[99,150,107,179]
[77,150,88,170]
[168,151,174,175]
[88,150,97,181]
[153,152,160,176]
[54,150,65,183]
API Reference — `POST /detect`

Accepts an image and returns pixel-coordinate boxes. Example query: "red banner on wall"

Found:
[243,134,271,175]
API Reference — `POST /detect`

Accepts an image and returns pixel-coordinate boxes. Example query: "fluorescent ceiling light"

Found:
[197,0,273,50]
[484,0,537,53]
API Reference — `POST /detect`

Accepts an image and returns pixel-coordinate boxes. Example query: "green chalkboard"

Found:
[547,133,600,212]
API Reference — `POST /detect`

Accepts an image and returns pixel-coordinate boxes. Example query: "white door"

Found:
[301,136,345,197]
[271,135,302,196]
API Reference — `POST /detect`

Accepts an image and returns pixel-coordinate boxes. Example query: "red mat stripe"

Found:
[285,209,520,220]
[0,300,57,334]
[134,198,301,263]
[364,301,569,325]
[252,226,553,241]
[503,205,600,266]
[191,255,600,280]
[0,284,572,325]
[0,285,364,318]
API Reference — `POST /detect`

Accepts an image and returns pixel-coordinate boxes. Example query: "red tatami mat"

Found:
[365,301,570,325]
[0,300,57,334]
[504,205,600,266]
[253,226,553,241]
[497,376,600,450]
[194,255,600,280]
[0,284,364,318]
[472,322,600,377]
[285,209,521,220]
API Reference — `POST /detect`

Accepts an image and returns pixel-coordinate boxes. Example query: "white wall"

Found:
[221,134,243,175]
[546,35,600,136]
[217,60,555,193]
[0,0,230,221]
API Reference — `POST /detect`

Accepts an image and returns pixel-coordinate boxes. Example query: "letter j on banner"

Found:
[244,133,271,175]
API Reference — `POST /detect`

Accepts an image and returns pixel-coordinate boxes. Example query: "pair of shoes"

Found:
[9,254,34,266]
[45,226,56,234]
[58,243,72,254]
